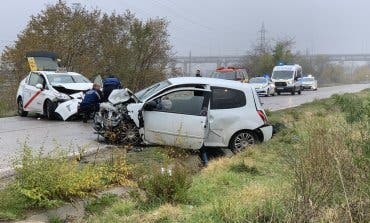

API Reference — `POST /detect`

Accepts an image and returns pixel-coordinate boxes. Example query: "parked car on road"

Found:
[209,67,249,83]
[93,77,273,152]
[249,77,276,97]
[16,52,92,119]
[301,75,318,90]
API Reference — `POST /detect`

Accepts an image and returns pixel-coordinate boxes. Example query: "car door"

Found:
[22,72,42,111]
[142,87,211,150]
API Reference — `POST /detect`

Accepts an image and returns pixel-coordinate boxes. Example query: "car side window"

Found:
[211,87,246,109]
[152,90,209,116]
[28,73,39,86]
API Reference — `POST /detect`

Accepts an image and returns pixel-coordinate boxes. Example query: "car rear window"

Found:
[211,87,246,109]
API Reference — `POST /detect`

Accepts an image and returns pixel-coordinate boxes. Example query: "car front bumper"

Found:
[302,84,315,89]
[255,88,269,95]
[275,86,295,92]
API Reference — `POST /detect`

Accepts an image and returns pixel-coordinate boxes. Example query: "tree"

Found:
[1,1,171,91]
[242,38,295,76]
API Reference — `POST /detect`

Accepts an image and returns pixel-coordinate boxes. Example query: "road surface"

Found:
[0,83,369,171]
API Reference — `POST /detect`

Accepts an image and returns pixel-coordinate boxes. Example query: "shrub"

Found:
[0,144,131,215]
[137,164,191,204]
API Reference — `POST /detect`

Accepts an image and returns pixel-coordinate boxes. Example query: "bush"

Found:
[137,164,191,204]
[0,145,131,220]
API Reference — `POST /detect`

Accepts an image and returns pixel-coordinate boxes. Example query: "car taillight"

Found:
[257,110,268,125]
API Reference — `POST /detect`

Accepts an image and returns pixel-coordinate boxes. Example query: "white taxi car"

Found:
[16,52,92,119]
[16,71,92,119]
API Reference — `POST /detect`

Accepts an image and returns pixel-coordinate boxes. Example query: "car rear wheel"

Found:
[44,100,56,120]
[17,98,28,117]
[229,131,257,154]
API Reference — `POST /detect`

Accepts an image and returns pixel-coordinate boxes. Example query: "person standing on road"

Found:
[102,75,122,102]
[80,83,102,123]
[196,69,202,77]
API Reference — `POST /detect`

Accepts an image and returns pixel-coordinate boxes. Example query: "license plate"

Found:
[277,87,284,90]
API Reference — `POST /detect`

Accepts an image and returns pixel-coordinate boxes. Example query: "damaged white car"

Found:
[16,52,92,120]
[93,77,273,152]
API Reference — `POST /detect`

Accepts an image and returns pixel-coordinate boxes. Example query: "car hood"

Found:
[250,83,267,88]
[52,83,93,95]
[53,83,93,91]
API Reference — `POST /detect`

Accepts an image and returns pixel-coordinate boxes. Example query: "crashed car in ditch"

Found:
[93,77,273,152]
[16,52,92,119]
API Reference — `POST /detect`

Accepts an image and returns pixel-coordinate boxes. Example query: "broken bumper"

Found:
[259,125,273,141]
[54,99,81,121]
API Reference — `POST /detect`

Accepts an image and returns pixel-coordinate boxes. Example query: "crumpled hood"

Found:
[53,83,93,91]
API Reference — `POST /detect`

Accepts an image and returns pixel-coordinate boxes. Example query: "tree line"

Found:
[1,1,171,91]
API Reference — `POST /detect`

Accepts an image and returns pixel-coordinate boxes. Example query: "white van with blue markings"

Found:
[271,64,303,95]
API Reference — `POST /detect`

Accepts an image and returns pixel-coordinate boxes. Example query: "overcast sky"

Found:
[0,0,369,56]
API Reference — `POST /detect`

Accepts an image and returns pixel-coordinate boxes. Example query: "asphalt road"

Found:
[0,83,369,171]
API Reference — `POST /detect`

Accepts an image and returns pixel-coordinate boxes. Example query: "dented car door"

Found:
[141,87,211,150]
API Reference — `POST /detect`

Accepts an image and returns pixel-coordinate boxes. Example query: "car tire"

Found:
[44,100,56,120]
[265,89,270,97]
[17,98,28,117]
[298,89,302,95]
[291,90,295,95]
[277,91,281,95]
[229,130,257,154]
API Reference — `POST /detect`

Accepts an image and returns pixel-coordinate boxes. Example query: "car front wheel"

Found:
[17,98,28,117]
[44,100,56,120]
[229,131,257,154]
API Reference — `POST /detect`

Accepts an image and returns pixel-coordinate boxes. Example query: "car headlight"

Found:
[56,93,70,100]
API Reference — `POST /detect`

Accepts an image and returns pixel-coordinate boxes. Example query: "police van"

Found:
[271,64,302,95]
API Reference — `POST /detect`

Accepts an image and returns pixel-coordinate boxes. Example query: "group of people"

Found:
[79,75,122,123]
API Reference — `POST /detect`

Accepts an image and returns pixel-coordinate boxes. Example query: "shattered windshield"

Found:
[272,70,294,80]
[47,74,91,85]
[135,80,171,102]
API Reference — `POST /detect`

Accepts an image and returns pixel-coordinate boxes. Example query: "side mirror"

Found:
[143,100,158,111]
[36,83,43,90]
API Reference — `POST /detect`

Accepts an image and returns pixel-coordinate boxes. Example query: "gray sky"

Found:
[1,0,369,56]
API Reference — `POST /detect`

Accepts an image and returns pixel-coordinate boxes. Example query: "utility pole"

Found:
[258,22,267,52]
[188,51,192,76]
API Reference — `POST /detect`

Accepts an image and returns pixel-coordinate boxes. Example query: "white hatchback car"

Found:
[16,71,92,119]
[94,77,273,152]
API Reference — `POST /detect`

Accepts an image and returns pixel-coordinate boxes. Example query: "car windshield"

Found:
[302,77,314,82]
[210,71,237,80]
[135,80,171,102]
[47,74,91,85]
[272,70,294,80]
[249,77,267,84]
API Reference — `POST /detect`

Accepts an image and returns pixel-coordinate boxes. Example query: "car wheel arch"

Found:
[228,128,262,149]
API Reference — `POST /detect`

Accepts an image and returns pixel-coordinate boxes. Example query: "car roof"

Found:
[37,71,84,76]
[167,77,252,90]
